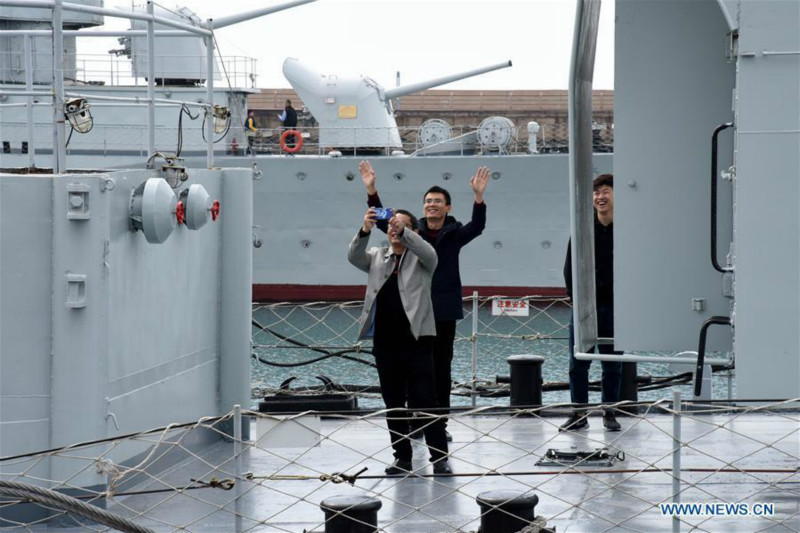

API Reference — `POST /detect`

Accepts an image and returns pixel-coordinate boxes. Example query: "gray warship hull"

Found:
[245,152,612,300]
[0,139,611,300]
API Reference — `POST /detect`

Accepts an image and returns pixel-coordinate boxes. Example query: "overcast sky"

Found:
[83,0,615,91]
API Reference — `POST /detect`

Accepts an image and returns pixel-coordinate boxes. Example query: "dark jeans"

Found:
[409,319,456,432]
[374,336,448,462]
[433,320,457,413]
[568,305,622,404]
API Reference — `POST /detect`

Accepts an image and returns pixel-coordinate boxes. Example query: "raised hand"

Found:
[388,214,405,238]
[359,160,377,195]
[470,165,490,203]
[362,207,377,233]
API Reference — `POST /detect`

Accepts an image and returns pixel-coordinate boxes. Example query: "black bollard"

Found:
[320,495,382,533]
[476,490,539,533]
[506,355,545,407]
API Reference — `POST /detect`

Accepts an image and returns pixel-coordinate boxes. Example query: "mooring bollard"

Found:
[476,490,539,533]
[320,495,382,533]
[506,355,545,408]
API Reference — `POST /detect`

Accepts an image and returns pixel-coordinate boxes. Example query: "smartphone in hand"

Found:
[373,207,394,220]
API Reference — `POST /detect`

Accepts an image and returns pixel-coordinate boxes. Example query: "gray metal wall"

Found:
[0,176,54,485]
[614,0,735,351]
[251,153,612,290]
[104,171,223,435]
[733,0,800,398]
[0,168,252,486]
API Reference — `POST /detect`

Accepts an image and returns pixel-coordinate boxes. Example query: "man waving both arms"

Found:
[360,161,490,441]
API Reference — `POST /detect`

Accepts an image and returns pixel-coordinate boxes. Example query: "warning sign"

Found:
[491,298,529,317]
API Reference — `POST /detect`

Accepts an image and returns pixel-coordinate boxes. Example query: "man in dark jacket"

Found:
[278,100,299,148]
[561,173,622,431]
[359,161,490,440]
[277,99,298,128]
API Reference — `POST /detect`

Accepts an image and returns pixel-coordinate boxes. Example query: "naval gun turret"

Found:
[120,0,316,86]
[0,0,103,85]
[282,58,512,150]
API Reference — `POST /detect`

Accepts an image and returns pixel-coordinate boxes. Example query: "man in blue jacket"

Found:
[359,161,490,440]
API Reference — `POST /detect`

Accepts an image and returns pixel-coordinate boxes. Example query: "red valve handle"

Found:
[176,200,185,225]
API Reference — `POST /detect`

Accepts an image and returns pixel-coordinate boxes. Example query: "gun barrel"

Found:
[213,0,317,29]
[383,60,512,100]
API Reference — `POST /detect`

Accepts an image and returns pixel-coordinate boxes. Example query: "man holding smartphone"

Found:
[359,161,490,441]
[348,207,452,476]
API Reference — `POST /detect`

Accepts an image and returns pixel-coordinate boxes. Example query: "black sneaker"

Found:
[432,459,453,475]
[445,430,453,442]
[559,412,589,431]
[603,410,621,431]
[384,459,413,476]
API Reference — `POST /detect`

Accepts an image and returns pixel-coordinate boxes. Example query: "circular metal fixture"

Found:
[478,116,515,151]
[179,184,212,230]
[418,119,453,147]
[442,172,453,181]
[493,241,503,249]
[129,177,178,244]
[393,172,404,181]
[300,240,311,249]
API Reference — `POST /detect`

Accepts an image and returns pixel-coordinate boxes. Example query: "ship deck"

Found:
[94,405,800,533]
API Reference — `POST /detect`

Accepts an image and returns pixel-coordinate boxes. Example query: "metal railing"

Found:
[0,50,257,88]
[0,121,615,161]
[243,122,614,156]
[0,0,315,171]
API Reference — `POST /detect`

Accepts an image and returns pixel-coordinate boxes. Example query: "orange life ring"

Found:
[280,130,303,153]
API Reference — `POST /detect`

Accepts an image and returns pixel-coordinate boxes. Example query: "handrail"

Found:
[711,122,734,273]
[694,316,732,396]
[575,352,732,366]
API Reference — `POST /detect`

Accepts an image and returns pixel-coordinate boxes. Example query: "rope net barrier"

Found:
[251,296,732,406]
[2,401,798,532]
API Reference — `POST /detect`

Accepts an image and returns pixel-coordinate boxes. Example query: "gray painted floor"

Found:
[97,408,800,533]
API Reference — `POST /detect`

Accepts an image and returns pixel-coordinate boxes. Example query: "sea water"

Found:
[251,302,734,409]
